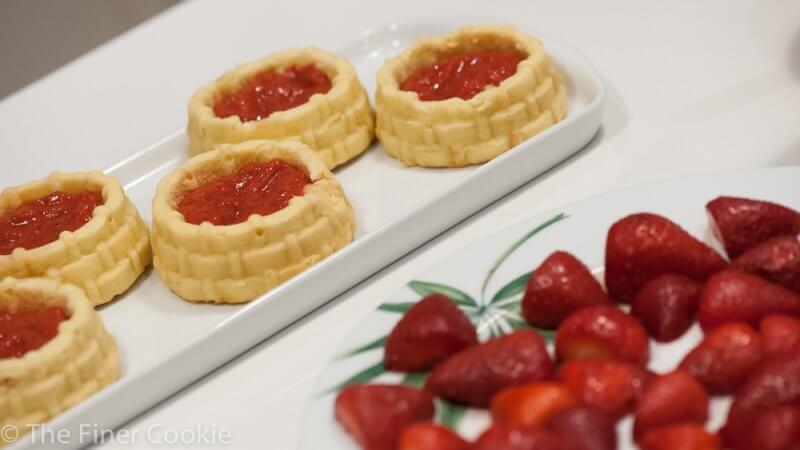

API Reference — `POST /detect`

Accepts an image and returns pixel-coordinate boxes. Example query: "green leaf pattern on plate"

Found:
[490,271,532,305]
[377,302,417,313]
[435,398,468,430]
[334,335,387,360]
[480,213,568,302]
[407,281,479,308]
[324,362,385,395]
[323,213,567,430]
[401,372,428,388]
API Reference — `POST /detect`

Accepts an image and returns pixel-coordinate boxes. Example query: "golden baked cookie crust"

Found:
[375,25,568,167]
[0,277,120,447]
[0,171,151,306]
[188,48,375,169]
[152,139,356,304]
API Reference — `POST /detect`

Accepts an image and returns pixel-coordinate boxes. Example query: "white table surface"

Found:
[1,0,798,448]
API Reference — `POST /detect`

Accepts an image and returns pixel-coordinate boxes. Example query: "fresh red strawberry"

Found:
[639,423,721,450]
[706,196,800,259]
[555,306,650,366]
[425,330,553,407]
[557,360,648,418]
[633,370,709,441]
[722,404,800,450]
[722,351,800,450]
[335,384,435,450]
[630,274,701,342]
[398,422,470,450]
[490,382,579,428]
[384,293,478,371]
[729,348,800,415]
[678,322,763,394]
[760,314,800,358]
[732,235,800,293]
[604,213,727,302]
[521,251,611,329]
[697,270,800,330]
[545,406,617,450]
[473,424,565,450]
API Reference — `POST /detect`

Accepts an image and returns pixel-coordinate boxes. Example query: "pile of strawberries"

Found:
[335,196,800,450]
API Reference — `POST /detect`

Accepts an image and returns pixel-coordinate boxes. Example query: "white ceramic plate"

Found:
[302,167,800,450]
[11,16,603,450]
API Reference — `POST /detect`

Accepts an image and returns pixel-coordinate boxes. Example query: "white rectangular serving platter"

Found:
[12,16,604,449]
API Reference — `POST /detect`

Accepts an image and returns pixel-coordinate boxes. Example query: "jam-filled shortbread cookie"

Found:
[188,48,375,169]
[0,277,120,446]
[151,139,356,303]
[0,171,151,305]
[376,25,568,167]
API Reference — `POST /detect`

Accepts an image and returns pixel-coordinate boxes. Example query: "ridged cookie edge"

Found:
[152,140,356,303]
[0,277,120,446]
[375,25,569,167]
[187,47,375,169]
[0,171,152,306]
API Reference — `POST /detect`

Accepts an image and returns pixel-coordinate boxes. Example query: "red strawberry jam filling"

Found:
[0,305,68,359]
[213,64,332,122]
[177,159,311,226]
[0,191,103,255]
[401,50,524,101]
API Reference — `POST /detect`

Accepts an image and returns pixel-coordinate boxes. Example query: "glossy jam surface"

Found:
[0,191,103,255]
[177,159,311,226]
[0,306,68,359]
[401,50,524,101]
[213,64,332,122]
